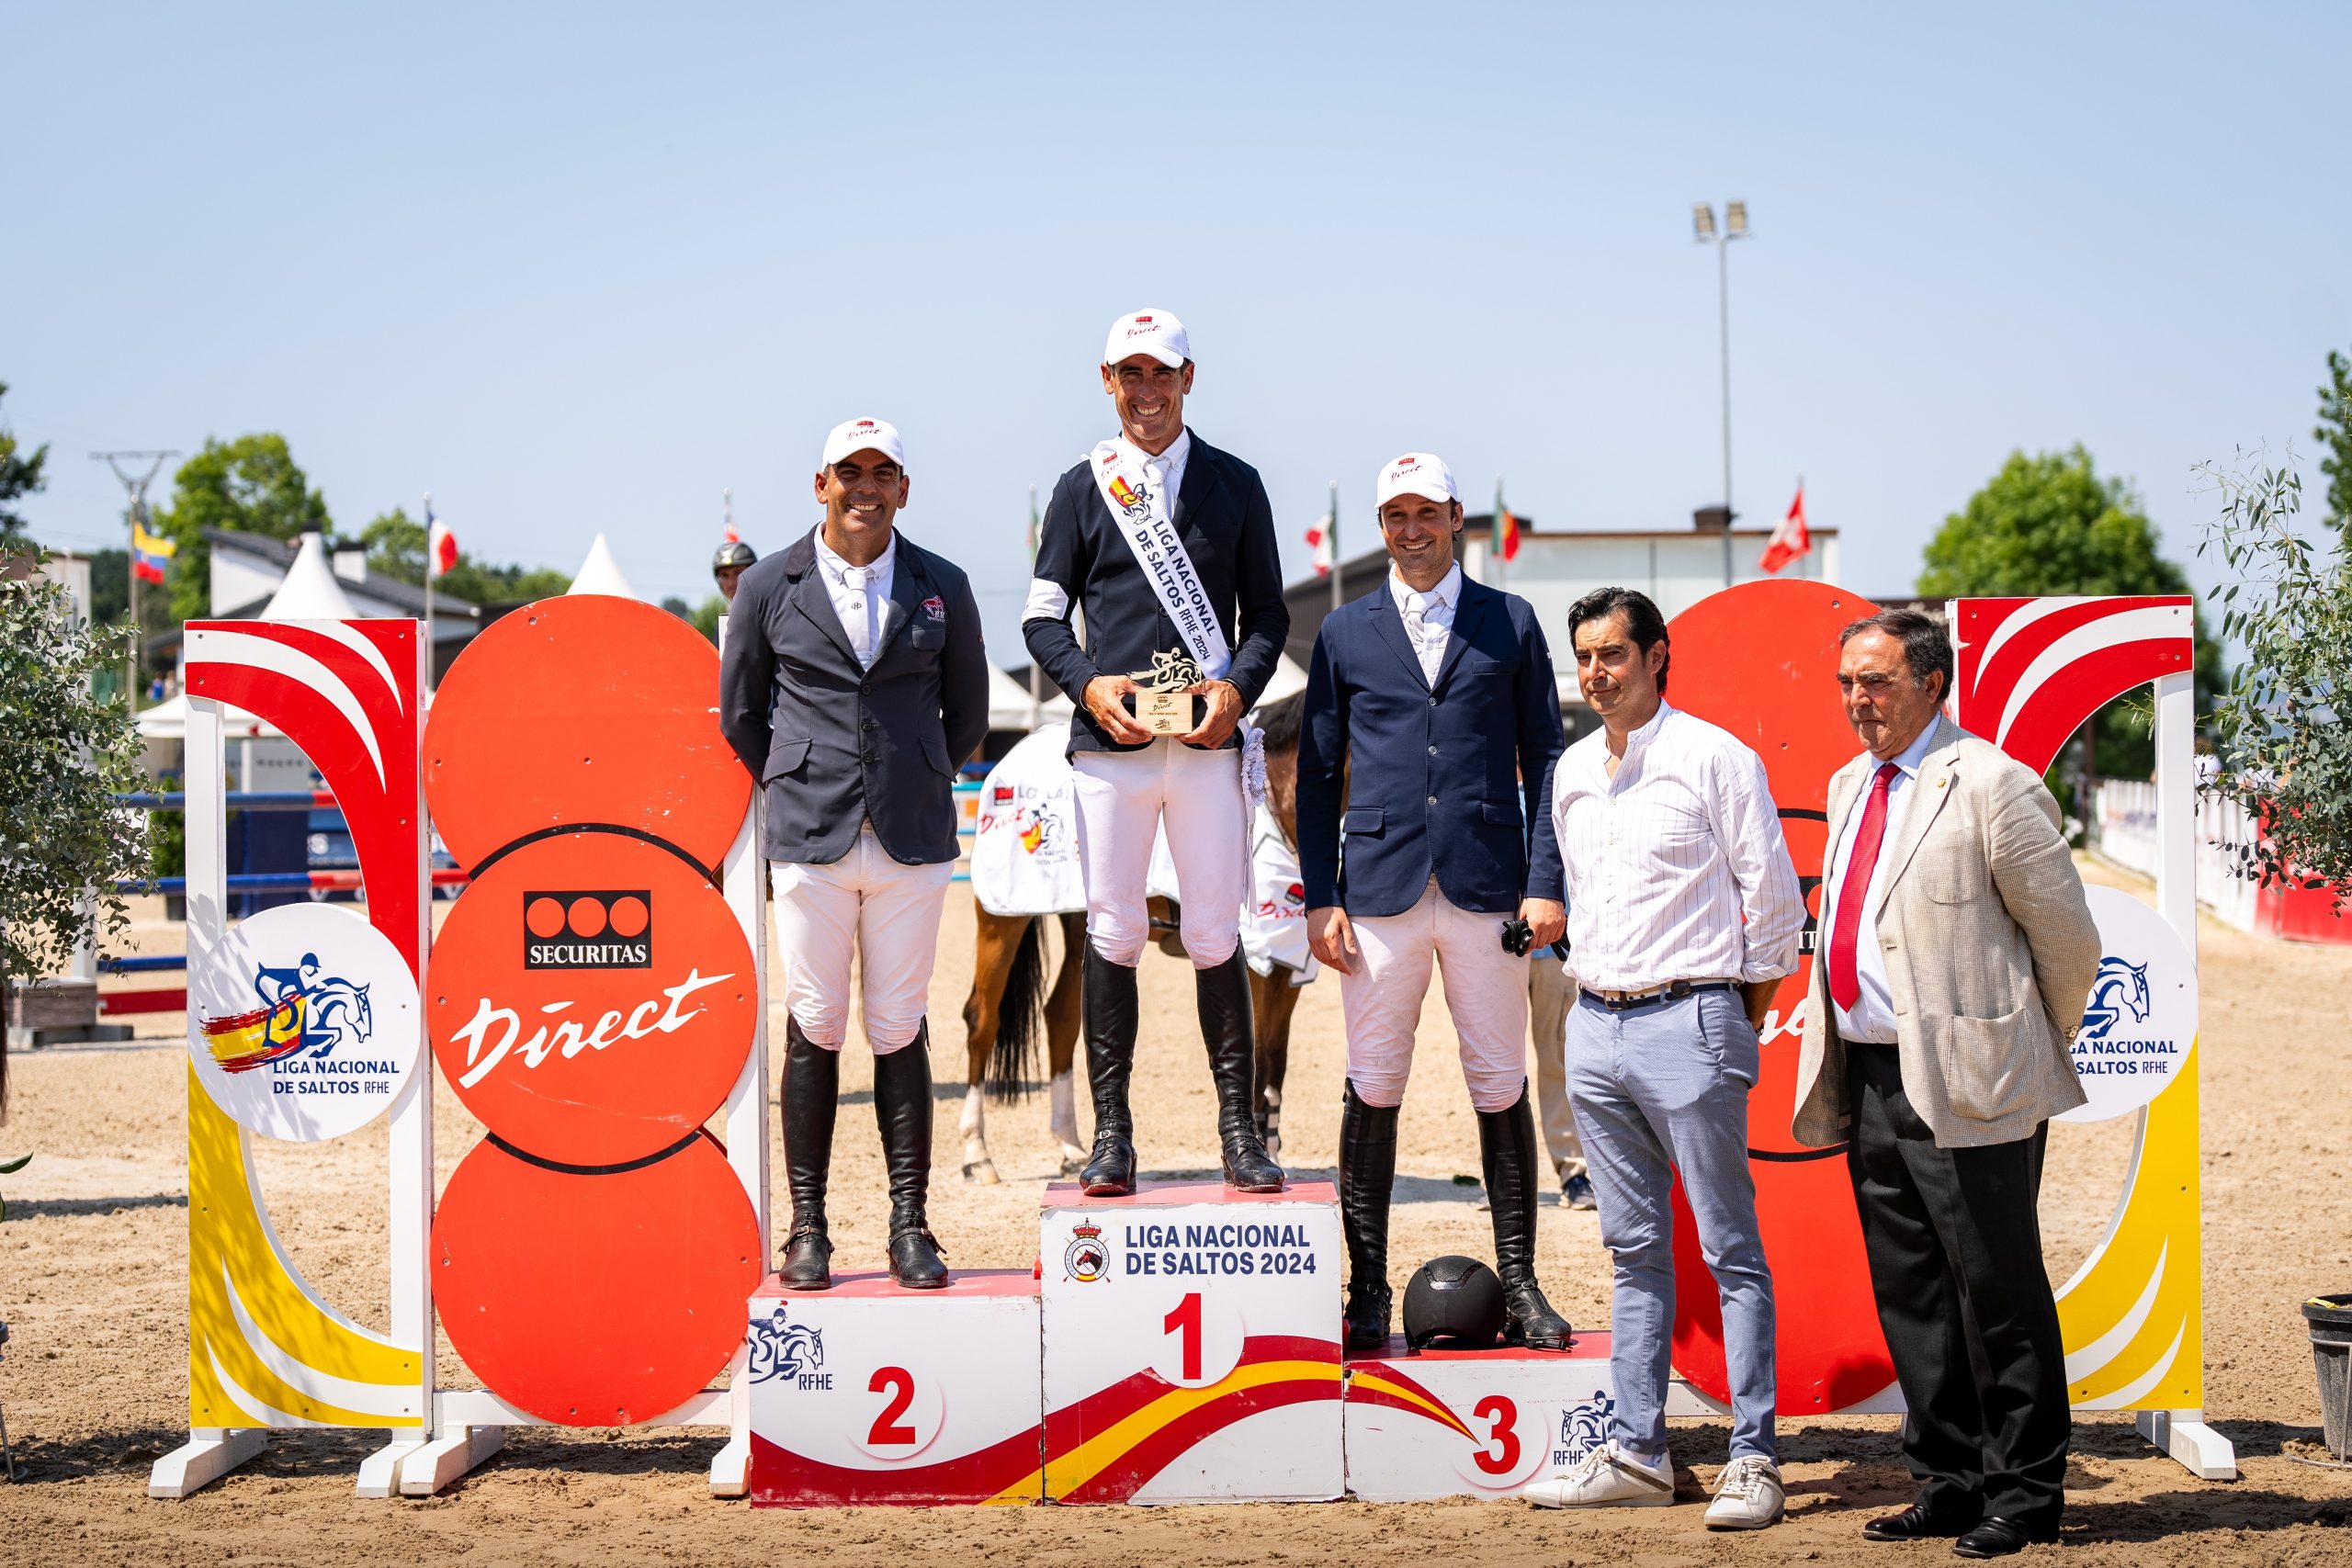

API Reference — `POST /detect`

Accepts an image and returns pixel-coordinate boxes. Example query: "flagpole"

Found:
[422,493,435,699]
[1026,483,1043,732]
[1326,481,1345,615]
[126,501,140,705]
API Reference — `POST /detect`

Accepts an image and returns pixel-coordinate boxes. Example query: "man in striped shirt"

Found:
[1522,587,1804,1530]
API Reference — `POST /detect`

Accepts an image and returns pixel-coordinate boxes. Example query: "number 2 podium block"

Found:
[1343,1334,1618,1502]
[1040,1179,1344,1505]
[747,1270,1045,1506]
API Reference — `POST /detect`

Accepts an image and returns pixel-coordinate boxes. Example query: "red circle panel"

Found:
[433,1134,761,1427]
[1660,580,1897,1413]
[429,833,755,1165]
[423,596,752,870]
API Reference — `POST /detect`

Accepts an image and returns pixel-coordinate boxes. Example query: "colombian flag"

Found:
[132,521,176,584]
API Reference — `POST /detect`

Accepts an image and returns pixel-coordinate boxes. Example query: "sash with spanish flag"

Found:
[132,520,177,584]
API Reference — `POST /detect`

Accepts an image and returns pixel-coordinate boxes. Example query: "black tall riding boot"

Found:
[1080,945,1139,1196]
[779,1018,838,1290]
[1200,952,1283,1191]
[874,1022,948,1290]
[1339,1080,1400,1352]
[1479,1082,1572,1349]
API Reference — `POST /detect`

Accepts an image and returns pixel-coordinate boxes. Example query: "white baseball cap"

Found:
[1375,452,1457,509]
[820,416,907,469]
[1102,309,1191,369]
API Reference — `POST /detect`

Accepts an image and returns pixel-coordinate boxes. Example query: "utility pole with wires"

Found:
[92,449,178,705]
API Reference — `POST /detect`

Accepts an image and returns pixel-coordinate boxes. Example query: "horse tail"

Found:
[989,917,1049,1103]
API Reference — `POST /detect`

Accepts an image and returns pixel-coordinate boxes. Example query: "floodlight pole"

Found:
[92,450,177,705]
[1695,203,1749,587]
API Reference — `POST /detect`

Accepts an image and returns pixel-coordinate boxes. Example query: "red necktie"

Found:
[1828,762,1902,1013]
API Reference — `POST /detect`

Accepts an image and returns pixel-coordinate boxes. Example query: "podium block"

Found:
[1343,1333,1617,1501]
[1040,1179,1344,1504]
[747,1270,1044,1506]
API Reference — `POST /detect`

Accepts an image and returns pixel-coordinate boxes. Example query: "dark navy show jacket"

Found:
[1296,575,1566,918]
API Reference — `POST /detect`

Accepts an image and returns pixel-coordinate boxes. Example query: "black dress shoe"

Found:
[1861,1501,1980,1541]
[1952,1516,2060,1558]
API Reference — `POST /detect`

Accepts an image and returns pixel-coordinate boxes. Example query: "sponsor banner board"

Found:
[2056,885,2199,1125]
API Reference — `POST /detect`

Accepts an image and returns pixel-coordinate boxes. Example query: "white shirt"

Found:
[1385,562,1460,683]
[1551,702,1805,992]
[812,529,897,668]
[1823,721,1940,1044]
[1114,427,1191,519]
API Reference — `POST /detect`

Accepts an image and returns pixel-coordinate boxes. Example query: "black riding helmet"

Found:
[1403,1255,1507,1349]
[713,540,757,575]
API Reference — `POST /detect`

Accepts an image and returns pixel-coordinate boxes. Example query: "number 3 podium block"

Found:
[747,1270,1045,1506]
[1040,1179,1344,1504]
[1343,1334,1617,1502]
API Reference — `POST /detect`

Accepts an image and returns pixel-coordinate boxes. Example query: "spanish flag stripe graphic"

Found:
[1345,1365,1477,1439]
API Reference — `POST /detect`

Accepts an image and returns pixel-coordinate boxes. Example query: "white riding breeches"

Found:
[769,826,955,1053]
[1070,740,1248,968]
[1339,879,1531,1112]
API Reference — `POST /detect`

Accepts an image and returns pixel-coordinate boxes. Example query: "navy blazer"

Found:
[1022,433,1289,754]
[718,527,989,865]
[1296,575,1566,918]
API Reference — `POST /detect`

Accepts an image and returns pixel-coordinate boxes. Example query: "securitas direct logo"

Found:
[524,889,652,969]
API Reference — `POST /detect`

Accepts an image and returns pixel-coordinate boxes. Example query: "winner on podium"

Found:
[1022,308,1290,1197]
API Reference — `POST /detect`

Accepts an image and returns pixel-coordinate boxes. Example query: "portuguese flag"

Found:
[1490,482,1520,563]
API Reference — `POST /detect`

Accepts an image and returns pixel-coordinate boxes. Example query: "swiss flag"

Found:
[1758,481,1810,574]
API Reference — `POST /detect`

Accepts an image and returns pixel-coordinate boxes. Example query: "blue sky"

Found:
[8,3,2346,651]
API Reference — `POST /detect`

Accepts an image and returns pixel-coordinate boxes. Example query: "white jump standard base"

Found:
[1040,1179,1345,1505]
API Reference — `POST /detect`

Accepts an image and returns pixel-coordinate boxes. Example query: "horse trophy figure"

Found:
[958,691,1313,1183]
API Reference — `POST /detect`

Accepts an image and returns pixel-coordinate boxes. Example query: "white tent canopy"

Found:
[1255,652,1310,710]
[567,533,639,599]
[988,664,1072,731]
[262,532,359,620]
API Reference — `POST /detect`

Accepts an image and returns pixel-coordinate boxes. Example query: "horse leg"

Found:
[960,909,1025,1185]
[1252,968,1302,1161]
[1045,911,1088,1172]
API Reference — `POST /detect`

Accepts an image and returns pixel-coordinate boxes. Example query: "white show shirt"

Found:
[811,529,898,668]
[1114,427,1191,520]
[1822,721,1940,1044]
[1551,701,1805,993]
[1386,562,1461,683]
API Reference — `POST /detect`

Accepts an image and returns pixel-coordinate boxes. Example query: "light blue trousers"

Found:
[1566,987,1777,1462]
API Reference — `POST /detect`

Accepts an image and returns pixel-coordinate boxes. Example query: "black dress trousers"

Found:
[1845,1043,2071,1524]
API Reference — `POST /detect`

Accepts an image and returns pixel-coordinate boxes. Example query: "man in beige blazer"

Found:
[1791,608,2100,1560]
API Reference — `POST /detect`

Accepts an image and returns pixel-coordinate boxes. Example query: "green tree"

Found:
[0,380,50,539]
[153,434,334,620]
[0,559,151,1106]
[356,508,570,604]
[2199,458,2352,903]
[2317,348,2352,533]
[1917,445,2222,776]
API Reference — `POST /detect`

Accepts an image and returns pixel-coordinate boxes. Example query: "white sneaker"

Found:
[1702,1453,1784,1529]
[1521,1439,1676,1508]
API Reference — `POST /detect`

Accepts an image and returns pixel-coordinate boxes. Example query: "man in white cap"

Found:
[1295,452,1571,1351]
[1023,310,1291,1196]
[719,417,990,1291]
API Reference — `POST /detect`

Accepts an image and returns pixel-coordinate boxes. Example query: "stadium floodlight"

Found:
[1692,202,1717,242]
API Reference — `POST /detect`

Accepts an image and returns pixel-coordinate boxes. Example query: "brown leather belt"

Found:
[1580,978,1737,1013]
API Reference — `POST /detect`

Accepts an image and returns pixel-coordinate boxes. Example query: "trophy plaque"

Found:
[1128,650,1204,737]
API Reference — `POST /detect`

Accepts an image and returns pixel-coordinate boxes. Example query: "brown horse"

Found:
[956,692,1310,1182]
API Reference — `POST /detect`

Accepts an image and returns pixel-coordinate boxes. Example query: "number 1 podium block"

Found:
[1343,1333,1618,1502]
[747,1270,1045,1506]
[1040,1179,1344,1505]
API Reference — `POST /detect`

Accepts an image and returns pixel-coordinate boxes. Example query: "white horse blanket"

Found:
[970,723,1317,984]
